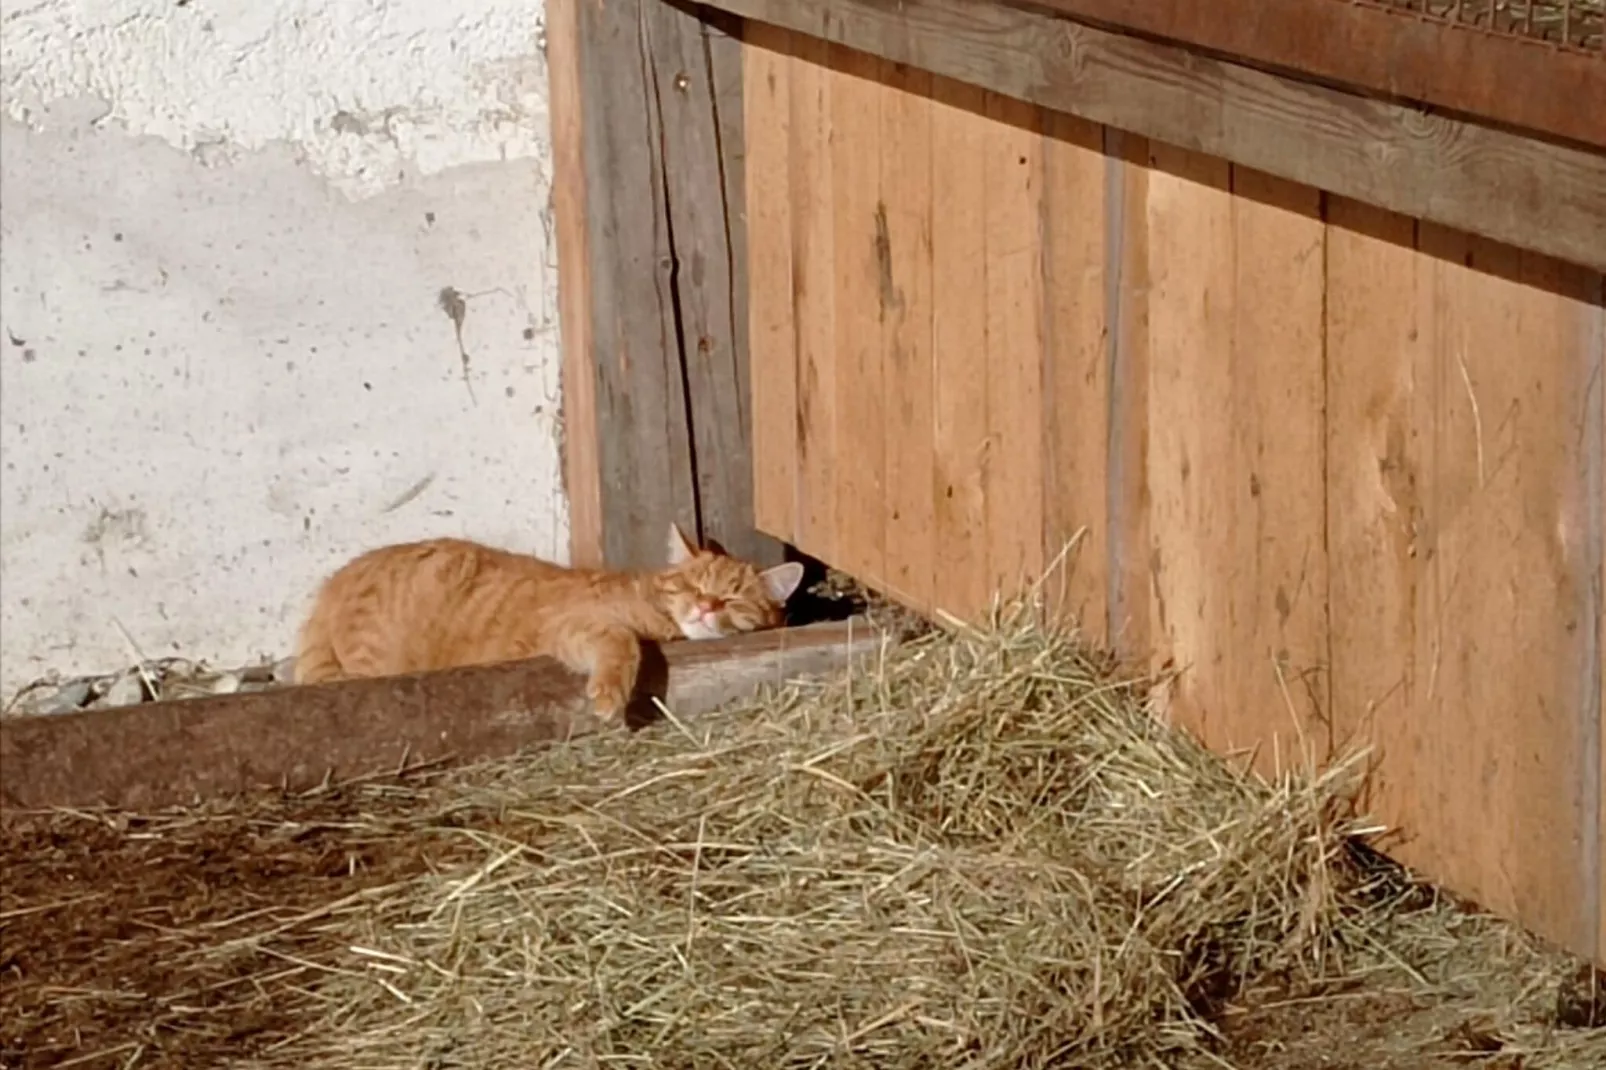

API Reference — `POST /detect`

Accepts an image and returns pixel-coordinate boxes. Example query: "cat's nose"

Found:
[699,598,725,615]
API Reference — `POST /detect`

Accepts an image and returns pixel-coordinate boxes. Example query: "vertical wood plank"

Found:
[575,0,698,568]
[982,92,1046,609]
[545,0,603,566]
[1330,200,1604,958]
[1411,227,1599,953]
[788,33,838,565]
[1143,149,1328,777]
[1325,199,1424,825]
[741,22,797,546]
[1227,166,1331,766]
[1104,130,1153,662]
[707,13,785,566]
[1141,145,1234,739]
[929,76,992,623]
[830,47,888,587]
[644,2,777,564]
[1040,111,1109,635]
[879,63,937,609]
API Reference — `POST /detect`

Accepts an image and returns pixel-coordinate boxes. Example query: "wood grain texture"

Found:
[703,0,1606,273]
[742,22,797,544]
[729,15,1606,963]
[982,92,1046,608]
[551,0,780,569]
[830,45,890,588]
[545,0,603,566]
[1225,165,1330,770]
[1328,200,1605,956]
[929,76,993,623]
[788,32,839,565]
[575,0,699,568]
[642,1,780,565]
[1141,145,1235,744]
[708,13,785,566]
[1040,110,1109,635]
[1142,148,1329,778]
[1324,198,1423,824]
[879,62,937,609]
[1411,227,1600,954]
[1031,0,1606,152]
[0,620,881,811]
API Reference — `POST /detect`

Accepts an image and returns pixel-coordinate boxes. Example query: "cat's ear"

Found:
[666,522,698,565]
[758,561,806,605]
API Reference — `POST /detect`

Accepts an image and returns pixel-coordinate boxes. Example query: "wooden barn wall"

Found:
[740,28,1606,963]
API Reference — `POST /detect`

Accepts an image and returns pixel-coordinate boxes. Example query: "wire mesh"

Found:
[1351,0,1605,54]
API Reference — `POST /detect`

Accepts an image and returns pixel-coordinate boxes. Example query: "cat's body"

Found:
[293,524,806,723]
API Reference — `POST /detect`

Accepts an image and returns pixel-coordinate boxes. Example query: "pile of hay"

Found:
[277,607,1375,1069]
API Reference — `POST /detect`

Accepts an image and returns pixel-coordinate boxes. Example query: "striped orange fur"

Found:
[293,524,806,723]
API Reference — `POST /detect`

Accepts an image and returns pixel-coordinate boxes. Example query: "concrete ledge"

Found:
[0,619,881,811]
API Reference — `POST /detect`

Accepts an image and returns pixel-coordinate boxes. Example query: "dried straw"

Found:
[273,603,1371,1069]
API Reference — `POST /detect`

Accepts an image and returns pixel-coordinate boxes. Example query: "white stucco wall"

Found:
[0,0,567,698]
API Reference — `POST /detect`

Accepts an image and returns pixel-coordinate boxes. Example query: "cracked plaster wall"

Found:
[0,0,567,697]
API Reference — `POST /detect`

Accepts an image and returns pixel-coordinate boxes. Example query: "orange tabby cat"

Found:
[293,524,806,723]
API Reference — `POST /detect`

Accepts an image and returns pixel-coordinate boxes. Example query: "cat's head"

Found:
[656,523,806,640]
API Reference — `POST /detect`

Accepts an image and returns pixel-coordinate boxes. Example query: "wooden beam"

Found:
[1031,0,1606,153]
[699,0,1606,273]
[547,0,782,569]
[0,620,880,811]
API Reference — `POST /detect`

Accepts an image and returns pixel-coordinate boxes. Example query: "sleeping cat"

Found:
[293,523,806,724]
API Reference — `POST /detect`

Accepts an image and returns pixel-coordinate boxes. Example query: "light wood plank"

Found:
[742,23,798,544]
[706,0,1606,273]
[982,91,1046,609]
[830,46,889,587]
[1329,201,1604,958]
[787,32,838,564]
[1040,110,1109,635]
[929,76,992,623]
[1143,148,1328,778]
[1405,226,1601,954]
[879,63,937,609]
[1324,198,1424,829]
[1141,144,1234,744]
[1225,165,1330,769]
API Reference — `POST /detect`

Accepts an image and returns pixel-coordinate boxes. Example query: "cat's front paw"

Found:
[586,678,630,727]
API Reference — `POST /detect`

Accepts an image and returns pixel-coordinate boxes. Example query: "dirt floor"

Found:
[4,775,1600,1070]
[0,773,488,1069]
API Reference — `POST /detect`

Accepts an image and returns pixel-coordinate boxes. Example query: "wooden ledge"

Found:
[0,619,882,811]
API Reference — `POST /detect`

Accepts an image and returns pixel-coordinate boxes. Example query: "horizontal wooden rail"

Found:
[1031,0,1606,152]
[0,620,879,810]
[705,0,1606,273]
